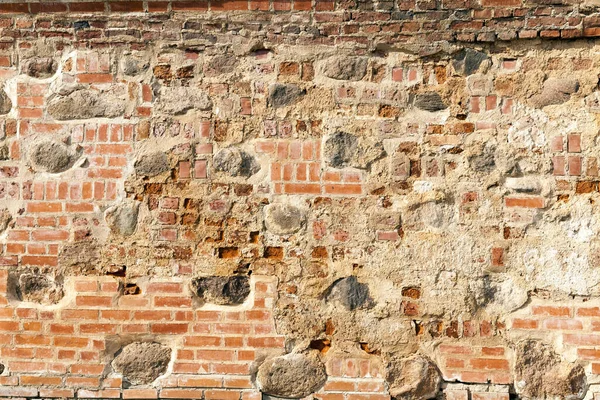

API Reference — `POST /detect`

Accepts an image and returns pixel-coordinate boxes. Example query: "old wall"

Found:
[2,0,600,399]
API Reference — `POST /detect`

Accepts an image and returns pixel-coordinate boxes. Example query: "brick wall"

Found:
[0,1,600,399]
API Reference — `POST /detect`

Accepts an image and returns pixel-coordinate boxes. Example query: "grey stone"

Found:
[530,78,579,108]
[30,141,79,173]
[73,21,90,30]
[256,352,327,398]
[112,342,171,385]
[0,209,11,234]
[386,355,441,400]
[205,54,238,76]
[191,275,250,305]
[58,240,101,275]
[213,147,260,177]
[134,152,169,177]
[0,90,11,115]
[414,92,447,112]
[264,204,306,236]
[324,132,385,169]
[23,57,57,78]
[470,276,528,314]
[325,276,373,311]
[514,340,587,400]
[452,49,488,76]
[17,273,64,305]
[104,201,140,237]
[121,56,148,76]
[469,143,496,172]
[269,84,306,108]
[47,89,125,120]
[321,57,368,81]
[155,87,212,115]
[0,142,8,160]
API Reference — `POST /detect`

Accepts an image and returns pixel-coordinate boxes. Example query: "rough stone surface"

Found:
[47,89,125,120]
[134,151,169,177]
[386,355,441,400]
[321,57,368,81]
[29,140,79,173]
[104,201,140,237]
[0,209,10,234]
[514,340,587,399]
[324,132,385,169]
[0,89,11,115]
[213,147,260,177]
[269,84,306,108]
[452,49,489,76]
[23,57,57,78]
[264,203,306,235]
[256,352,327,398]
[530,78,579,108]
[112,342,171,385]
[191,275,250,305]
[155,86,212,114]
[325,276,373,310]
[16,272,64,305]
[413,92,447,112]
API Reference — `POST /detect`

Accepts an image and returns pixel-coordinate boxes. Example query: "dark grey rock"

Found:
[386,355,441,400]
[324,132,385,169]
[213,148,260,177]
[30,141,79,173]
[269,84,306,108]
[452,48,488,76]
[112,342,171,385]
[324,132,359,168]
[414,92,447,112]
[121,56,148,77]
[105,201,140,237]
[73,21,90,30]
[0,142,8,160]
[325,276,373,311]
[264,204,306,236]
[47,89,125,120]
[256,352,327,398]
[17,273,64,305]
[134,152,169,177]
[191,275,250,305]
[321,57,368,81]
[23,57,57,78]
[0,90,11,115]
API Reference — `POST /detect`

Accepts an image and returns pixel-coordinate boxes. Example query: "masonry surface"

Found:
[3,0,600,399]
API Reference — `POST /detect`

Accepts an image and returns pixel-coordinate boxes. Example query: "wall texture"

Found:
[1,0,600,399]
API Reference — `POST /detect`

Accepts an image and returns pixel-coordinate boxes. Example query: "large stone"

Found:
[134,152,169,177]
[386,355,441,400]
[47,89,125,120]
[191,275,250,305]
[0,142,8,160]
[154,87,212,115]
[105,201,140,237]
[204,54,238,76]
[23,57,57,78]
[269,84,306,108]
[112,342,171,385]
[0,89,11,115]
[324,132,385,169]
[530,78,579,108]
[0,208,10,233]
[325,276,373,311]
[452,49,489,76]
[514,340,587,399]
[213,147,260,177]
[256,352,327,398]
[321,57,368,81]
[264,203,306,236]
[413,92,447,112]
[121,56,148,76]
[17,273,64,305]
[29,141,79,173]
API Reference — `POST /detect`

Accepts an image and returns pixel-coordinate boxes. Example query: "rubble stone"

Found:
[112,342,171,385]
[256,352,327,398]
